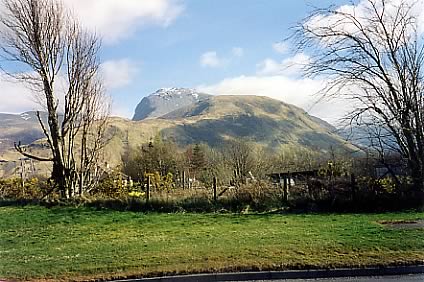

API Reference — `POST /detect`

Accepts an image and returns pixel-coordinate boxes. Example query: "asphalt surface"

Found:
[245,274,424,281]
[112,267,424,282]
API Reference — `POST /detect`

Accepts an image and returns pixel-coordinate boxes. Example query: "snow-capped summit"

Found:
[132,88,210,121]
[20,113,31,121]
[152,88,201,99]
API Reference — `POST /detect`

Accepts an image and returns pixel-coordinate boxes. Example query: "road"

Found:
[244,274,424,281]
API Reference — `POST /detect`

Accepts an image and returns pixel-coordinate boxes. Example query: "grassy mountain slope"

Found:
[0,112,47,152]
[159,95,353,150]
[106,95,356,161]
[0,95,357,177]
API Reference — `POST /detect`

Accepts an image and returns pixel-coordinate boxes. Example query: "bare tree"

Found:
[294,0,424,191]
[0,0,109,197]
[224,139,256,184]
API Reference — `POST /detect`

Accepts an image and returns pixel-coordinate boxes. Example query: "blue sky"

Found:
[101,0,350,118]
[0,0,356,121]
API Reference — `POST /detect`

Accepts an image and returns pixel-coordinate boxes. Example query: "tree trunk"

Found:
[409,161,424,191]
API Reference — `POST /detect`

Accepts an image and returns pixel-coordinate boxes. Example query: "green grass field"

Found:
[0,206,423,281]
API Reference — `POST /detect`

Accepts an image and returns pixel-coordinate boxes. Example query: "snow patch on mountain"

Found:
[152,88,202,100]
[132,88,211,121]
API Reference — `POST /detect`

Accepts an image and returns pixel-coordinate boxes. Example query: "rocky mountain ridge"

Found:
[0,111,49,152]
[0,89,357,164]
[132,88,210,121]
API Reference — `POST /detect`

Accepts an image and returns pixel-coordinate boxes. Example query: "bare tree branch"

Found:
[0,0,110,198]
[292,0,424,191]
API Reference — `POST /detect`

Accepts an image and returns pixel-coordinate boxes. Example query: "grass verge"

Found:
[0,206,423,281]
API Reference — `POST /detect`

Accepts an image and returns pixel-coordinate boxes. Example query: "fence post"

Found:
[351,173,357,200]
[306,175,312,200]
[283,175,289,203]
[146,175,150,204]
[182,171,186,189]
[278,173,283,203]
[213,176,217,203]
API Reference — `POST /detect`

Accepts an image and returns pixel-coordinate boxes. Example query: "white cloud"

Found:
[232,47,244,57]
[198,75,321,110]
[200,51,223,68]
[200,48,246,68]
[272,42,289,54]
[110,103,133,119]
[306,0,424,41]
[100,59,139,89]
[199,47,250,68]
[284,0,424,122]
[198,50,356,124]
[0,76,40,113]
[62,0,184,43]
[0,57,139,115]
[256,59,282,76]
[100,59,140,117]
[257,53,310,76]
[0,73,133,118]
[198,74,350,123]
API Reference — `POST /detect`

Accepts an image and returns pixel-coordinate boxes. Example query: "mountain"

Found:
[0,91,359,177]
[102,94,356,161]
[155,95,353,150]
[338,124,397,151]
[132,88,210,121]
[0,112,48,152]
[0,94,356,155]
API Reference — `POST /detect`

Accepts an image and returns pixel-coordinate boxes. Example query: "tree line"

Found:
[0,0,422,201]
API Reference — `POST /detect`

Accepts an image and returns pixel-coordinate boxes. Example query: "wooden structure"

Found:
[268,170,320,202]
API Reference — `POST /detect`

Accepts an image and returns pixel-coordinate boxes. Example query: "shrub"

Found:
[0,178,46,199]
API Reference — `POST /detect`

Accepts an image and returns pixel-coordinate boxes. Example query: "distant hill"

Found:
[157,95,352,150]
[112,94,356,157]
[132,88,210,121]
[0,112,48,152]
[0,91,359,177]
[338,124,397,151]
